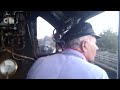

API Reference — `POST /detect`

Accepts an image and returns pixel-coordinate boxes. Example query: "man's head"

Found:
[61,22,100,62]
[78,35,99,62]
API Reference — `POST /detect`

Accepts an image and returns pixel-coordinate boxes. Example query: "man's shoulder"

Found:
[35,53,67,64]
[87,62,109,79]
[37,53,64,60]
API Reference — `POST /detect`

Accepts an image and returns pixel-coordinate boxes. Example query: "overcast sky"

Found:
[37,11,119,39]
[86,11,119,35]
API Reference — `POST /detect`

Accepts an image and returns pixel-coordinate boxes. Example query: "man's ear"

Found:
[81,41,87,53]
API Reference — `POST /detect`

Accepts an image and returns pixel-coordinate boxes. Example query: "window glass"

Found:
[37,16,56,55]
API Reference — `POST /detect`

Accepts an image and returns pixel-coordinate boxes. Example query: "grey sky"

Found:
[86,11,119,35]
[37,11,119,39]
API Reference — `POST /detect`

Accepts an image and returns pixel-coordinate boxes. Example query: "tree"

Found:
[97,29,118,53]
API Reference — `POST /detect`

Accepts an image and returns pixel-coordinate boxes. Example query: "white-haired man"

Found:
[27,22,109,79]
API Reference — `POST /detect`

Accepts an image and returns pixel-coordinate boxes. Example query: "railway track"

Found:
[95,51,118,79]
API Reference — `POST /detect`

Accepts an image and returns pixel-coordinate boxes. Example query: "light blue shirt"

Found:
[27,49,109,79]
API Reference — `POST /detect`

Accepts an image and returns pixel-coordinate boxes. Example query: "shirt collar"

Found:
[61,48,87,61]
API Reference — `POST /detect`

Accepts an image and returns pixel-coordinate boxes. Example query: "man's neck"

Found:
[63,48,89,62]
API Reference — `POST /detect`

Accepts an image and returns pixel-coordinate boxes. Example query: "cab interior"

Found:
[0,11,118,79]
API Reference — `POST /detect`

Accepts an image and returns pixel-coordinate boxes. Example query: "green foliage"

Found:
[97,29,118,53]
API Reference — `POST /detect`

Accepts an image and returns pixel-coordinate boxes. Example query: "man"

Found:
[27,22,109,79]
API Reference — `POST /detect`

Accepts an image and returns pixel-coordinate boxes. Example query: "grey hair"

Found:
[63,35,94,49]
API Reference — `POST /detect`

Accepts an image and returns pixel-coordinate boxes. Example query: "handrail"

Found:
[117,11,120,79]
